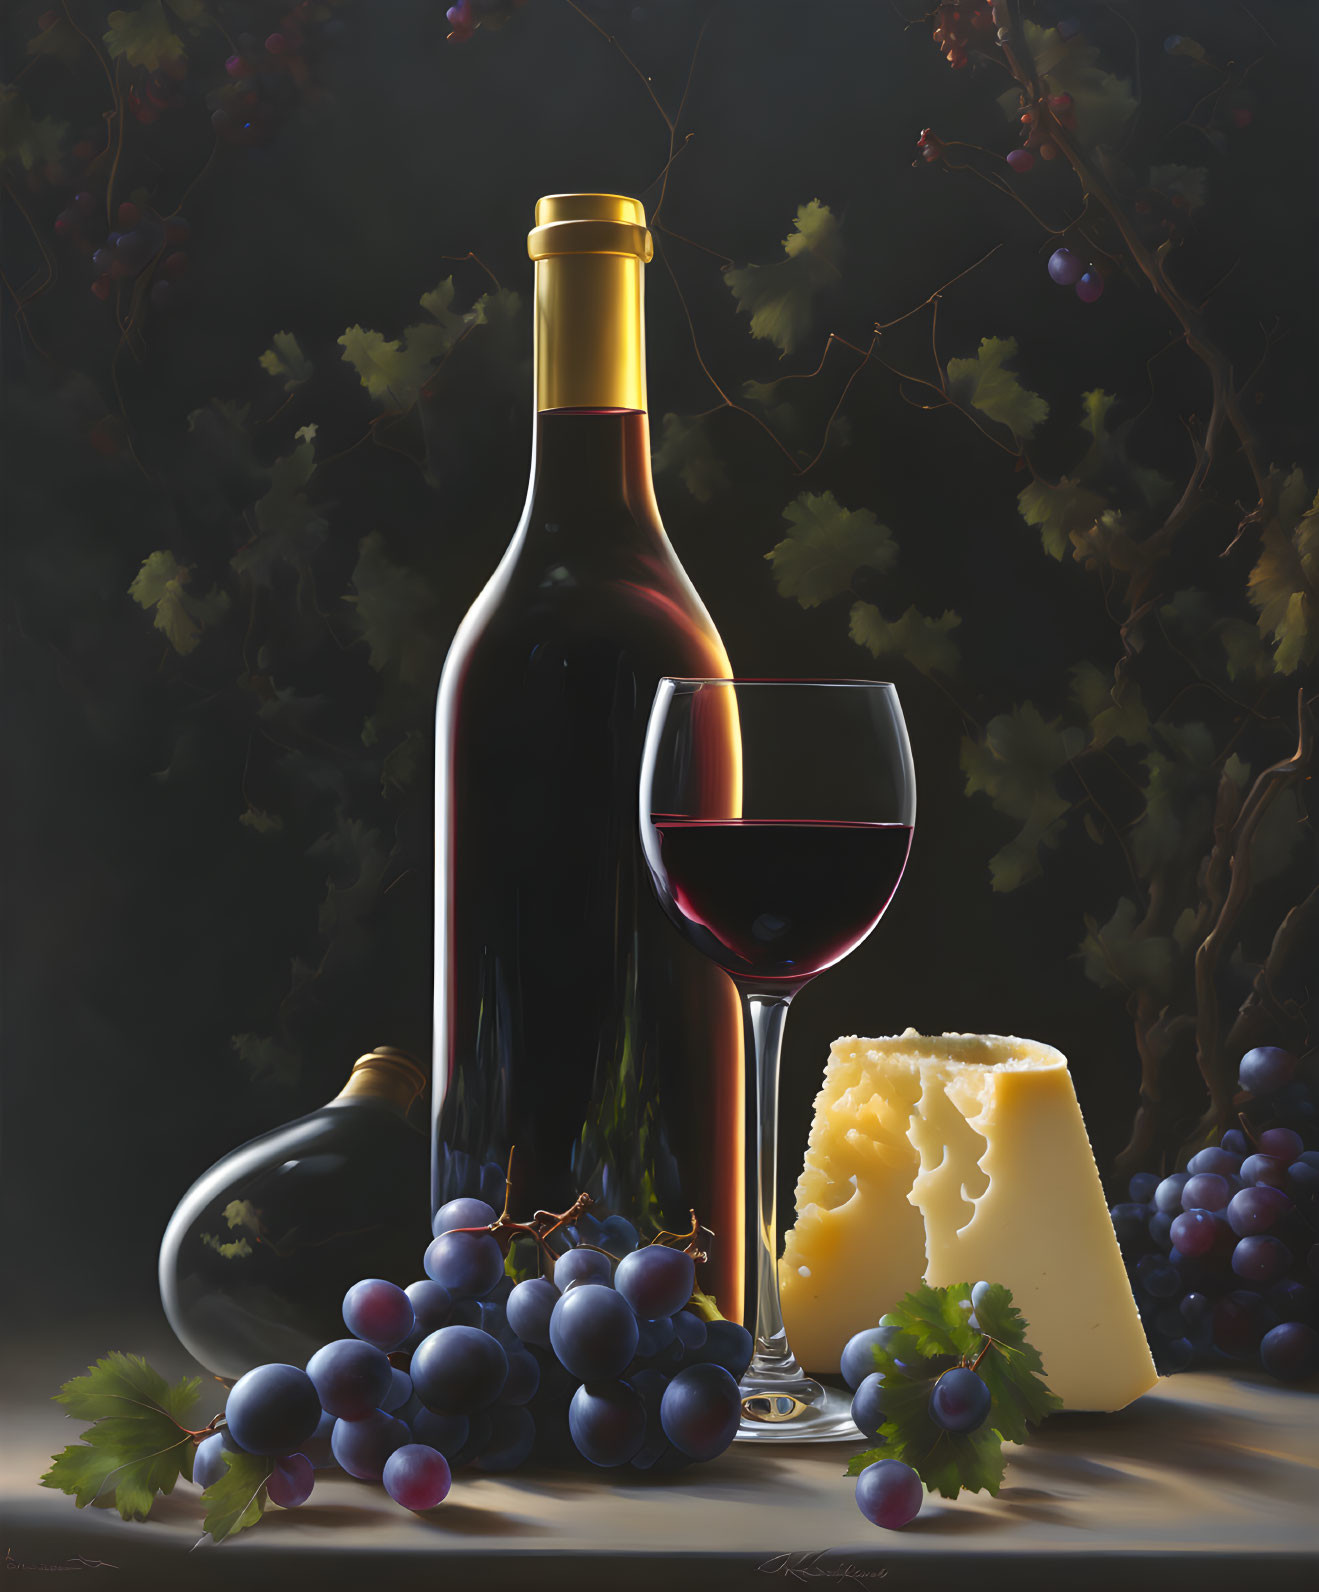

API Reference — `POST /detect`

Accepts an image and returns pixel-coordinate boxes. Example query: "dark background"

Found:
[3,0,1317,1334]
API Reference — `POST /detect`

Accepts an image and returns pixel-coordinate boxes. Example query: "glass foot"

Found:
[735,1376,861,1443]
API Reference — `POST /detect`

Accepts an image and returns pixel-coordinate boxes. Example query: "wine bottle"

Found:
[433,194,745,1316]
[159,1047,432,1378]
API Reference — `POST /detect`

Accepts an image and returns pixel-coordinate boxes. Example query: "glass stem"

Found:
[745,992,802,1380]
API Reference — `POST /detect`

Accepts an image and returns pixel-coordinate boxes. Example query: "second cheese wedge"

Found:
[778,1030,1158,1412]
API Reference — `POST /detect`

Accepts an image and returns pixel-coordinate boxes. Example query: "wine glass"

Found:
[639,679,916,1442]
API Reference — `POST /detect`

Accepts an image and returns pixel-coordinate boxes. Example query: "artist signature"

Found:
[4,1549,118,1574]
[758,1549,887,1581]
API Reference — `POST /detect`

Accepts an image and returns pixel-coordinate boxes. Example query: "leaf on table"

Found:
[129,551,230,655]
[965,1282,1062,1444]
[849,602,961,675]
[258,332,313,392]
[41,1353,203,1522]
[767,491,896,609]
[1002,23,1136,150]
[233,439,327,582]
[1247,467,1319,675]
[104,3,185,70]
[653,413,728,503]
[1080,897,1175,996]
[725,200,841,356]
[946,338,1047,441]
[961,704,1085,891]
[0,88,67,169]
[199,1448,273,1544]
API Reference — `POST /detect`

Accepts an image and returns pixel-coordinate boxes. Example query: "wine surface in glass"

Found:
[650,818,913,983]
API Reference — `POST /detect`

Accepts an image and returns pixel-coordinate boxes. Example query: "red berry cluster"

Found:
[445,0,528,44]
[931,2,996,71]
[915,128,946,167]
[210,4,321,146]
[77,200,191,308]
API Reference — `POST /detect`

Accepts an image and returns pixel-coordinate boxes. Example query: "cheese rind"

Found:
[779,1031,1159,1412]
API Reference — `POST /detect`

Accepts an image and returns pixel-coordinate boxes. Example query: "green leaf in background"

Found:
[0,88,67,170]
[1130,722,1216,874]
[767,491,896,608]
[1074,390,1174,510]
[199,1448,273,1544]
[1069,662,1149,748]
[346,532,443,687]
[340,277,492,409]
[1003,23,1136,151]
[725,200,841,357]
[961,704,1085,891]
[1248,467,1318,675]
[1080,897,1176,996]
[41,1354,202,1522]
[1148,163,1208,214]
[233,439,327,582]
[129,551,230,655]
[1017,476,1107,560]
[850,602,961,675]
[258,332,314,392]
[104,3,185,70]
[653,412,728,502]
[945,338,1048,441]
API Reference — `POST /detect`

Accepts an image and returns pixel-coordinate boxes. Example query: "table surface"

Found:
[3,1321,1317,1592]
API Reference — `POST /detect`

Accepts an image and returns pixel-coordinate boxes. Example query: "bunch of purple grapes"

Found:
[194,1196,754,1516]
[1110,1046,1319,1384]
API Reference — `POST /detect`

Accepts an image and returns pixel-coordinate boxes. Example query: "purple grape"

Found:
[1110,1201,1151,1249]
[410,1325,508,1415]
[1259,1322,1318,1381]
[840,1327,898,1390]
[224,1364,321,1457]
[1240,1154,1288,1190]
[673,1311,708,1353]
[1076,272,1105,302]
[306,1339,394,1420]
[698,1320,753,1379]
[408,1407,469,1458]
[636,1314,677,1358]
[383,1368,412,1413]
[302,1409,337,1469]
[851,1372,892,1441]
[472,1404,535,1471]
[1148,1210,1175,1250]
[330,1410,409,1480]
[1287,1153,1319,1200]
[501,1349,541,1406]
[569,1380,647,1467]
[192,1430,241,1490]
[506,1276,559,1348]
[1232,1235,1291,1283]
[855,1458,923,1530]
[1238,1046,1297,1095]
[267,1452,314,1508]
[552,1246,614,1291]
[1226,1184,1291,1235]
[432,1196,497,1238]
[1187,1147,1242,1177]
[614,1246,696,1319]
[1267,1279,1318,1324]
[382,1443,451,1509]
[343,1279,414,1350]
[659,1364,741,1461]
[92,247,114,275]
[403,1280,454,1347]
[1136,1255,1180,1298]
[1257,1127,1303,1165]
[929,1368,992,1432]
[1153,1173,1190,1213]
[1181,1173,1231,1212]
[549,1285,638,1382]
[1221,1128,1250,1156]
[1159,1337,1195,1372]
[1180,1292,1212,1331]
[1049,247,1084,285]
[424,1230,505,1299]
[1169,1209,1218,1257]
[1006,148,1034,172]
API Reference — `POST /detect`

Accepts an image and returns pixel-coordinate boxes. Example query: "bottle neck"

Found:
[330,1048,427,1115]
[534,251,647,414]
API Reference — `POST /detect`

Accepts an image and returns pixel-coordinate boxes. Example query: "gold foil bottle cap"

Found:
[334,1046,428,1113]
[528,193,653,263]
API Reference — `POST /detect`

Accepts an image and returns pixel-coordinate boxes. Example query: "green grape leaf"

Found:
[41,1354,203,1522]
[258,332,313,391]
[1148,163,1208,214]
[1075,390,1173,509]
[1080,897,1175,996]
[961,704,1085,891]
[945,338,1048,440]
[129,552,230,655]
[652,412,728,503]
[725,200,841,356]
[845,1283,1057,1498]
[164,0,211,29]
[27,16,83,64]
[104,3,185,70]
[850,602,961,675]
[0,89,68,170]
[233,440,326,581]
[1219,619,1274,682]
[340,278,489,409]
[1003,23,1136,151]
[1247,468,1319,675]
[238,805,283,835]
[1160,588,1214,638]
[1069,663,1149,747]
[345,532,443,687]
[231,1032,300,1087]
[767,492,896,609]
[1130,724,1216,874]
[1017,477,1107,560]
[199,1448,273,1544]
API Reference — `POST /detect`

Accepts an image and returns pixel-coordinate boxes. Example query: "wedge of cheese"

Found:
[779,1030,1158,1411]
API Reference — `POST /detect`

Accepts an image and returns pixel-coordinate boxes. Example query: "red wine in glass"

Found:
[650,819,913,984]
